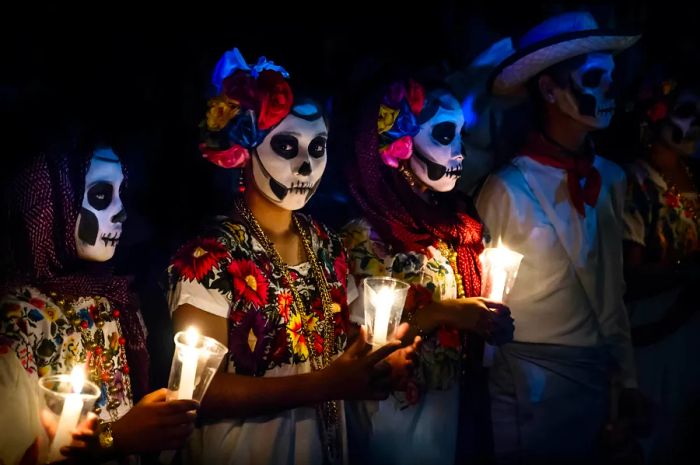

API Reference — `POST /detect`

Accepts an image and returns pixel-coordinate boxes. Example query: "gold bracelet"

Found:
[98,421,114,450]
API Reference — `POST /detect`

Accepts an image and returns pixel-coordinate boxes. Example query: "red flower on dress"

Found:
[29,298,45,310]
[277,291,293,323]
[256,70,293,130]
[172,238,230,282]
[333,255,348,288]
[664,192,681,209]
[228,259,270,307]
[437,328,461,349]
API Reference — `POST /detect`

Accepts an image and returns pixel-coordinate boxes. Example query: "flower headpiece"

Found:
[377,80,425,168]
[200,48,293,169]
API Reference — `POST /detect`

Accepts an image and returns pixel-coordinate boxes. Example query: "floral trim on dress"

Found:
[168,215,350,377]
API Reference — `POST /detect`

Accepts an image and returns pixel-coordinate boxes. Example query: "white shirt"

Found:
[476,155,637,388]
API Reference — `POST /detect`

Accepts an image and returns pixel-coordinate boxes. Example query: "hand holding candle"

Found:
[167,326,227,402]
[363,277,410,347]
[39,365,100,463]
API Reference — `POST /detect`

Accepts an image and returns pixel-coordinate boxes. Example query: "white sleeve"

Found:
[167,271,231,319]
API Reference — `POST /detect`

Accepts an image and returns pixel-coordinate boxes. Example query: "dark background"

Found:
[3,0,699,386]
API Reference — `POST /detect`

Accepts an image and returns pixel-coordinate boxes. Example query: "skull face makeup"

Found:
[410,92,465,192]
[74,148,126,261]
[660,91,700,156]
[551,53,616,129]
[251,101,328,210]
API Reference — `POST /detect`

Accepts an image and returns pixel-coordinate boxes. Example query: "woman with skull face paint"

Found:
[167,48,406,465]
[0,143,200,465]
[622,75,700,462]
[476,12,646,463]
[342,78,515,465]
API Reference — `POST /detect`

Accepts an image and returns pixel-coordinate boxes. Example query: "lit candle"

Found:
[48,366,85,462]
[488,268,508,302]
[373,287,395,345]
[177,327,199,400]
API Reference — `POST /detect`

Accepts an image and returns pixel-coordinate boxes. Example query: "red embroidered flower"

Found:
[228,259,270,307]
[256,70,293,130]
[404,284,433,314]
[646,101,669,123]
[29,298,45,310]
[277,292,293,323]
[313,221,330,241]
[270,328,290,365]
[172,238,230,282]
[438,327,461,349]
[664,192,681,209]
[405,379,420,405]
[333,255,348,287]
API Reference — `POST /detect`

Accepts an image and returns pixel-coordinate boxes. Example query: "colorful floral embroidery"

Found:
[168,215,349,377]
[172,238,231,282]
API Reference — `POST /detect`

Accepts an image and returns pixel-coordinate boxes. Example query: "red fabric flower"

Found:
[223,72,258,111]
[200,143,250,169]
[228,259,270,307]
[29,298,45,310]
[407,79,426,116]
[172,238,230,282]
[437,327,461,349]
[256,70,294,130]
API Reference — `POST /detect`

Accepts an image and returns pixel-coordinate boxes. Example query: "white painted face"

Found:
[409,92,465,192]
[74,148,126,262]
[552,53,616,129]
[251,102,328,210]
[660,91,700,156]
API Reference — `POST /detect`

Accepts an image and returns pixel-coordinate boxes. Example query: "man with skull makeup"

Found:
[622,74,700,462]
[167,48,406,465]
[0,140,199,465]
[476,12,643,463]
[342,78,514,465]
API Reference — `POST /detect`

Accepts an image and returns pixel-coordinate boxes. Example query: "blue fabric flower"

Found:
[385,100,420,140]
[227,110,268,149]
[212,48,251,93]
[250,56,289,79]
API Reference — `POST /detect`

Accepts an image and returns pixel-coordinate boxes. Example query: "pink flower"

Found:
[200,143,250,169]
[379,136,413,168]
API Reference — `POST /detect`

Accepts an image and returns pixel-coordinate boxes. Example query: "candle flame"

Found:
[185,326,200,347]
[70,365,85,394]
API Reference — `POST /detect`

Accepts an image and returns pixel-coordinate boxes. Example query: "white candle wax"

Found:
[177,327,199,400]
[48,367,85,461]
[488,267,507,302]
[373,287,395,345]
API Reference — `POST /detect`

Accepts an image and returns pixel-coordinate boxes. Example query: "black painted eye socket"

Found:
[270,134,299,159]
[88,182,113,210]
[432,122,456,145]
[581,68,605,88]
[308,136,327,158]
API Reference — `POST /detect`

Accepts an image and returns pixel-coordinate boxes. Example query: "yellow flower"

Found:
[223,222,247,244]
[42,305,60,322]
[377,105,399,134]
[38,365,51,377]
[287,312,309,360]
[206,96,240,131]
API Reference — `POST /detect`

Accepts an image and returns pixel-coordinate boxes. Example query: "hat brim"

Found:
[490,31,641,96]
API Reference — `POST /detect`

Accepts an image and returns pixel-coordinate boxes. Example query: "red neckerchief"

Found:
[521,132,602,217]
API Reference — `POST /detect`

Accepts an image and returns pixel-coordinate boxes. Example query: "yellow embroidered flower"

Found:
[42,305,60,322]
[377,105,399,134]
[223,221,247,244]
[38,365,51,377]
[287,312,309,360]
[206,96,241,131]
